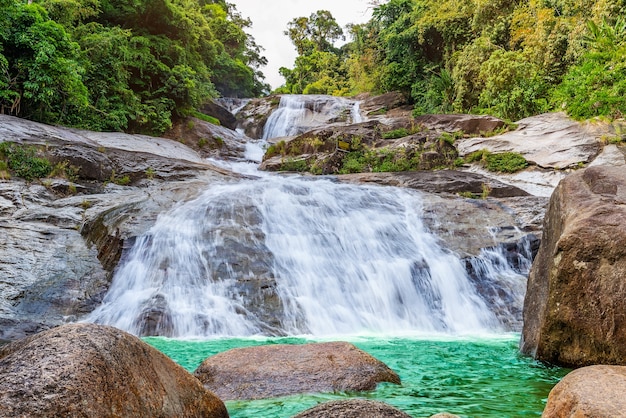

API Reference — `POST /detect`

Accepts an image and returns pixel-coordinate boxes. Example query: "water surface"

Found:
[146,334,567,417]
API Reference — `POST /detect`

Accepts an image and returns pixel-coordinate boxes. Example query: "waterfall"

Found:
[86,94,530,338]
[262,95,364,140]
[262,96,307,139]
[351,100,363,123]
[87,174,504,337]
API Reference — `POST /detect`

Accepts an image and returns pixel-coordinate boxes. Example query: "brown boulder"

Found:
[200,100,237,130]
[293,399,412,418]
[359,91,410,116]
[0,323,228,418]
[543,365,626,417]
[414,114,506,135]
[521,166,626,367]
[193,341,400,400]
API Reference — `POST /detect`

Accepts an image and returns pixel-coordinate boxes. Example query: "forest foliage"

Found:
[0,0,269,134]
[277,0,626,121]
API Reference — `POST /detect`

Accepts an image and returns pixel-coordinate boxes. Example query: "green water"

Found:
[145,334,567,418]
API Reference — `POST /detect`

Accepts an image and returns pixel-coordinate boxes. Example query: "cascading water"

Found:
[87,95,530,338]
[262,95,363,140]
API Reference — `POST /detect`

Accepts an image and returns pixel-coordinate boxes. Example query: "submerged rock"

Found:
[543,365,626,418]
[0,323,228,418]
[521,166,626,367]
[293,399,412,418]
[193,341,400,400]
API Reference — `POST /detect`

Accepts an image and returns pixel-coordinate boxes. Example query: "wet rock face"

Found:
[193,341,401,400]
[543,365,626,418]
[0,323,228,418]
[0,182,109,340]
[0,114,235,340]
[521,166,626,367]
[293,399,413,418]
[236,95,281,138]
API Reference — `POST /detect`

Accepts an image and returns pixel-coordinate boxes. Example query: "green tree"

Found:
[0,1,88,123]
[553,17,626,119]
[285,10,344,55]
[279,10,348,94]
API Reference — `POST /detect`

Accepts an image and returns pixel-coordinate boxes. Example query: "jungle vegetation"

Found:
[0,0,269,134]
[276,0,626,122]
[2,0,624,134]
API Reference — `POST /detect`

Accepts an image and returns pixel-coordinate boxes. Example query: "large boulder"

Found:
[543,365,626,417]
[293,399,412,418]
[457,113,604,169]
[414,114,506,136]
[359,91,410,117]
[163,116,249,160]
[521,166,626,367]
[0,323,228,418]
[200,100,237,130]
[193,341,400,400]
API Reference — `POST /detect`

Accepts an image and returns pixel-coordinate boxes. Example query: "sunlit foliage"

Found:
[0,0,268,133]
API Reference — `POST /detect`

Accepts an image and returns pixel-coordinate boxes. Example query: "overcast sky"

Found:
[229,0,374,89]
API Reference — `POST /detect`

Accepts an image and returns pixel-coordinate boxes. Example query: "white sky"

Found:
[229,0,374,89]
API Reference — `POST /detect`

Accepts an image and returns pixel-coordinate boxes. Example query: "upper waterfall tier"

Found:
[263,95,362,140]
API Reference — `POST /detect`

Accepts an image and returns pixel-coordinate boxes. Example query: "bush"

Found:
[0,142,52,181]
[382,128,409,139]
[465,149,528,173]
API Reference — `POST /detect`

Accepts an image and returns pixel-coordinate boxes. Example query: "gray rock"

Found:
[337,170,530,198]
[588,143,626,167]
[457,113,604,169]
[164,116,250,160]
[200,100,237,129]
[236,95,281,138]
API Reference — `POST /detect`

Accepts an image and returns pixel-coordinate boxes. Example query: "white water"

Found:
[262,95,363,140]
[262,96,306,139]
[87,95,528,338]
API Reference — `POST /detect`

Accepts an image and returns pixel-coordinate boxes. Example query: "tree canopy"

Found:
[277,0,626,121]
[0,0,269,133]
